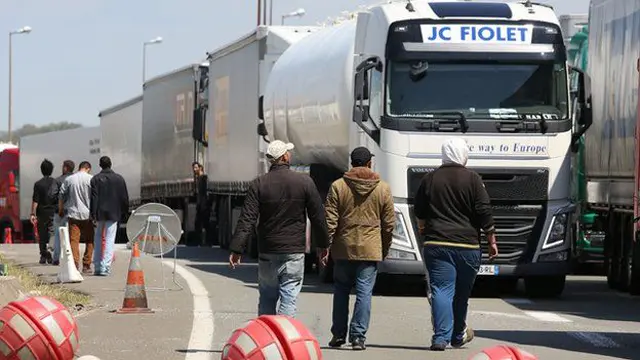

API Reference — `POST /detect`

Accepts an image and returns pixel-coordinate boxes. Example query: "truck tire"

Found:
[218,196,231,250]
[605,212,623,290]
[630,233,640,295]
[524,276,565,298]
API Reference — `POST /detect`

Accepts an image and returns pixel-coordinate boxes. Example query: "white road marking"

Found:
[523,311,572,323]
[163,260,214,360]
[567,332,621,348]
[470,310,533,320]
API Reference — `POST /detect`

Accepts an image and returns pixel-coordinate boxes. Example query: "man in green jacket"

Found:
[324,147,395,351]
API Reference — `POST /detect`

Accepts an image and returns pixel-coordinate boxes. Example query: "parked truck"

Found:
[98,95,143,242]
[207,25,320,262]
[18,127,101,239]
[253,0,593,297]
[0,144,22,242]
[577,0,640,295]
[140,63,209,244]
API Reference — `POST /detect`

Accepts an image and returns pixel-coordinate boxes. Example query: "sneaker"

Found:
[39,256,47,265]
[328,336,346,348]
[82,266,92,274]
[430,343,446,351]
[451,327,474,348]
[52,260,60,266]
[351,339,366,351]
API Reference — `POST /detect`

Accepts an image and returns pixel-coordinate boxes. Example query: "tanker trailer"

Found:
[259,0,593,297]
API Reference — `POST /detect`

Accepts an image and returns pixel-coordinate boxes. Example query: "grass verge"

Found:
[0,254,91,309]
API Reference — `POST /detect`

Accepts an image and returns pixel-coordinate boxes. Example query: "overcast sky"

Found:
[0,0,589,127]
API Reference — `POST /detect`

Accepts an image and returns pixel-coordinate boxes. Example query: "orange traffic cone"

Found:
[115,243,153,314]
[3,228,12,244]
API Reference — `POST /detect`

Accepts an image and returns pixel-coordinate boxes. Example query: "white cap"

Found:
[266,140,294,159]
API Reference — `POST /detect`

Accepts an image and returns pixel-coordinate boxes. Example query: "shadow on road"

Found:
[476,330,639,359]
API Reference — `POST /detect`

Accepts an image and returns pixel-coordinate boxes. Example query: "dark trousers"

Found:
[423,245,481,346]
[331,260,378,342]
[194,209,210,245]
[36,215,53,257]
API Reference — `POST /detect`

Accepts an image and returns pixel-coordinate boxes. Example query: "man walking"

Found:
[325,147,395,351]
[51,160,75,265]
[192,161,210,247]
[414,138,499,351]
[59,161,94,274]
[90,156,129,276]
[30,159,56,264]
[229,140,329,317]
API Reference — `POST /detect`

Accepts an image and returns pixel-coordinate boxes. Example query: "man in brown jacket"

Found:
[324,146,395,351]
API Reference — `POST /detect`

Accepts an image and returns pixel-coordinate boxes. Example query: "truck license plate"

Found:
[478,265,499,276]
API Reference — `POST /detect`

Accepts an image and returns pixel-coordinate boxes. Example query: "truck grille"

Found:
[407,167,549,202]
[407,167,548,264]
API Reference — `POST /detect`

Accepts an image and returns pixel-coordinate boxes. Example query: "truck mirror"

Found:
[257,122,268,137]
[192,109,206,144]
[258,95,264,120]
[354,71,369,101]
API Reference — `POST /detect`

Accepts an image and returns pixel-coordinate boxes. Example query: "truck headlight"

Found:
[542,213,568,250]
[392,210,413,248]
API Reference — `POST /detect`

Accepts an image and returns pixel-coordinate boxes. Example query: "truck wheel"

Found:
[218,196,231,250]
[524,276,565,298]
[630,237,640,296]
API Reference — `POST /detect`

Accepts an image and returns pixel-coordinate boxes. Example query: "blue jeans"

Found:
[93,220,118,275]
[52,214,68,263]
[258,253,305,317]
[423,245,481,346]
[331,260,378,342]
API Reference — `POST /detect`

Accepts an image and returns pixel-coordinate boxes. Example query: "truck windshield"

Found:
[386,61,569,119]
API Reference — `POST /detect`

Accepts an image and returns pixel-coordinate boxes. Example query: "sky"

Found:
[0,0,589,128]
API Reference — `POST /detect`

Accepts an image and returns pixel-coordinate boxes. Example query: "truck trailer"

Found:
[578,0,640,295]
[18,127,102,239]
[140,63,209,244]
[0,144,21,242]
[206,26,320,260]
[98,95,143,242]
[256,0,593,297]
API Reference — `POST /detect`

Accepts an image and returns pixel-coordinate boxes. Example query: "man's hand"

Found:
[29,214,36,226]
[229,253,242,269]
[58,208,64,218]
[318,248,330,267]
[487,232,498,260]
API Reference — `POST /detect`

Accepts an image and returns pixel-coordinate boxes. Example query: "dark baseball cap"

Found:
[350,147,374,167]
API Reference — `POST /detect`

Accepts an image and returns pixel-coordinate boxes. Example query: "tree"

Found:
[0,122,83,143]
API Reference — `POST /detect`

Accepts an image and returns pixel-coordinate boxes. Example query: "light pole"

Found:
[8,26,31,143]
[281,8,306,25]
[142,37,163,84]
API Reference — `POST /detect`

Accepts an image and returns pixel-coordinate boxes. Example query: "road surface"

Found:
[2,244,638,359]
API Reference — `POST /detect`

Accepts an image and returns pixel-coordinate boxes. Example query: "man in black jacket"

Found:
[90,156,129,276]
[30,159,56,264]
[192,162,210,247]
[229,140,329,317]
[414,138,499,352]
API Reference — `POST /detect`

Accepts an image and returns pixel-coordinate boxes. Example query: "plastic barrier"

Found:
[222,315,322,360]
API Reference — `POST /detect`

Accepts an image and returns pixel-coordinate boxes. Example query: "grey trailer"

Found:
[206,26,319,258]
[141,63,209,243]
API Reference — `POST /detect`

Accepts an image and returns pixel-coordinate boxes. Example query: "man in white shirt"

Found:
[59,161,94,273]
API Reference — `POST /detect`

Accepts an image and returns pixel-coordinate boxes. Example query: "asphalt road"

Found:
[173,246,640,360]
[2,244,639,359]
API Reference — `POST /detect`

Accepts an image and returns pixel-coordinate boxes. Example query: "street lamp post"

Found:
[142,37,163,84]
[281,8,306,25]
[7,26,31,144]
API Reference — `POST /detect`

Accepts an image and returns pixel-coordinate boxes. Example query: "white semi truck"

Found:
[254,0,593,297]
